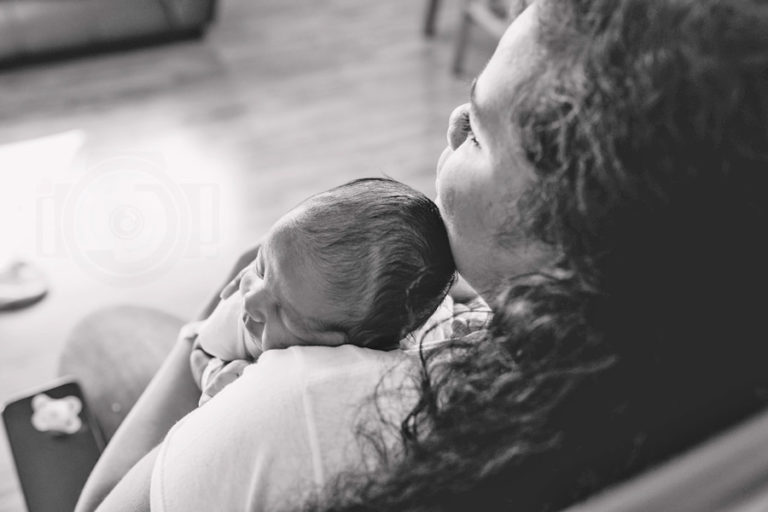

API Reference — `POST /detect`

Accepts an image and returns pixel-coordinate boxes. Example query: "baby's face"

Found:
[239,220,349,352]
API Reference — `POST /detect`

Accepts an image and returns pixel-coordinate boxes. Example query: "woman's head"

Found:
[438,0,768,306]
[439,0,768,461]
[436,3,552,298]
[316,1,768,510]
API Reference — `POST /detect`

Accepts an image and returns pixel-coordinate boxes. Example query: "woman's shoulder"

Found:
[151,345,415,512]
[251,344,413,381]
[192,345,414,432]
[238,345,417,422]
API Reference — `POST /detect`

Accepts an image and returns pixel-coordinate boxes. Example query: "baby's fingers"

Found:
[203,360,251,399]
[189,348,214,389]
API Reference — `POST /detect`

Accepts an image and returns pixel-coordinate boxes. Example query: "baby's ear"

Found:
[312,330,348,347]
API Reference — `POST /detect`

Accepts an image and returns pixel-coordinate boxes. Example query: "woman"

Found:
[75,0,768,510]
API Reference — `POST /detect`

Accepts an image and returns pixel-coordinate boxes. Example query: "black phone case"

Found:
[2,378,105,512]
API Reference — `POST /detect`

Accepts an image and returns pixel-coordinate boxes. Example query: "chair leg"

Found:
[452,5,473,76]
[424,0,441,36]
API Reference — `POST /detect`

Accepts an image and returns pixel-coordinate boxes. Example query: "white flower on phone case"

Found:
[30,394,82,434]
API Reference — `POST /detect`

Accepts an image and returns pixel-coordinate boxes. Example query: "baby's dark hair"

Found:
[290,178,455,350]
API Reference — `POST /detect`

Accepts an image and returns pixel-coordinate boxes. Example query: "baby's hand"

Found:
[178,321,210,389]
[179,320,205,343]
[198,359,251,406]
[189,343,213,390]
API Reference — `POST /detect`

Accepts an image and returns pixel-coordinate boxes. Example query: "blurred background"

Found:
[0,0,511,509]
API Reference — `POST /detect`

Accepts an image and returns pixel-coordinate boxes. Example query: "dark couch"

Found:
[0,0,216,65]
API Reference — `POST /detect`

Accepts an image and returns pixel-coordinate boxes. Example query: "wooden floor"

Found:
[0,0,499,509]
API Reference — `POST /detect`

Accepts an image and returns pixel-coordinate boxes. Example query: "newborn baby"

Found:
[191,178,456,404]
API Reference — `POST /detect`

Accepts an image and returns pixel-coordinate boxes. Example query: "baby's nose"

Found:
[243,289,268,323]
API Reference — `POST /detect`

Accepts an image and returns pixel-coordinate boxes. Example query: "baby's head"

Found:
[240,178,455,352]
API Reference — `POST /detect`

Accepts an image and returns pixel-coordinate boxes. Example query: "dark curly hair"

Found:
[305,0,768,510]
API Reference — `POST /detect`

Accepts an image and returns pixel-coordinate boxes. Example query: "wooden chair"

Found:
[423,0,520,75]
[423,0,442,36]
[564,406,768,512]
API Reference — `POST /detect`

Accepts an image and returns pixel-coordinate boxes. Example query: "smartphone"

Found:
[2,377,105,512]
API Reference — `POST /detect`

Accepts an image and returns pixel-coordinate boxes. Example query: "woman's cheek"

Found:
[437,147,473,209]
[437,183,458,221]
[436,146,453,178]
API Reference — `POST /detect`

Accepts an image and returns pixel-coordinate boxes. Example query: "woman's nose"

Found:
[447,103,470,150]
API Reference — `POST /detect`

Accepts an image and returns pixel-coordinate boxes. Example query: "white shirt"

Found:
[151,344,415,512]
